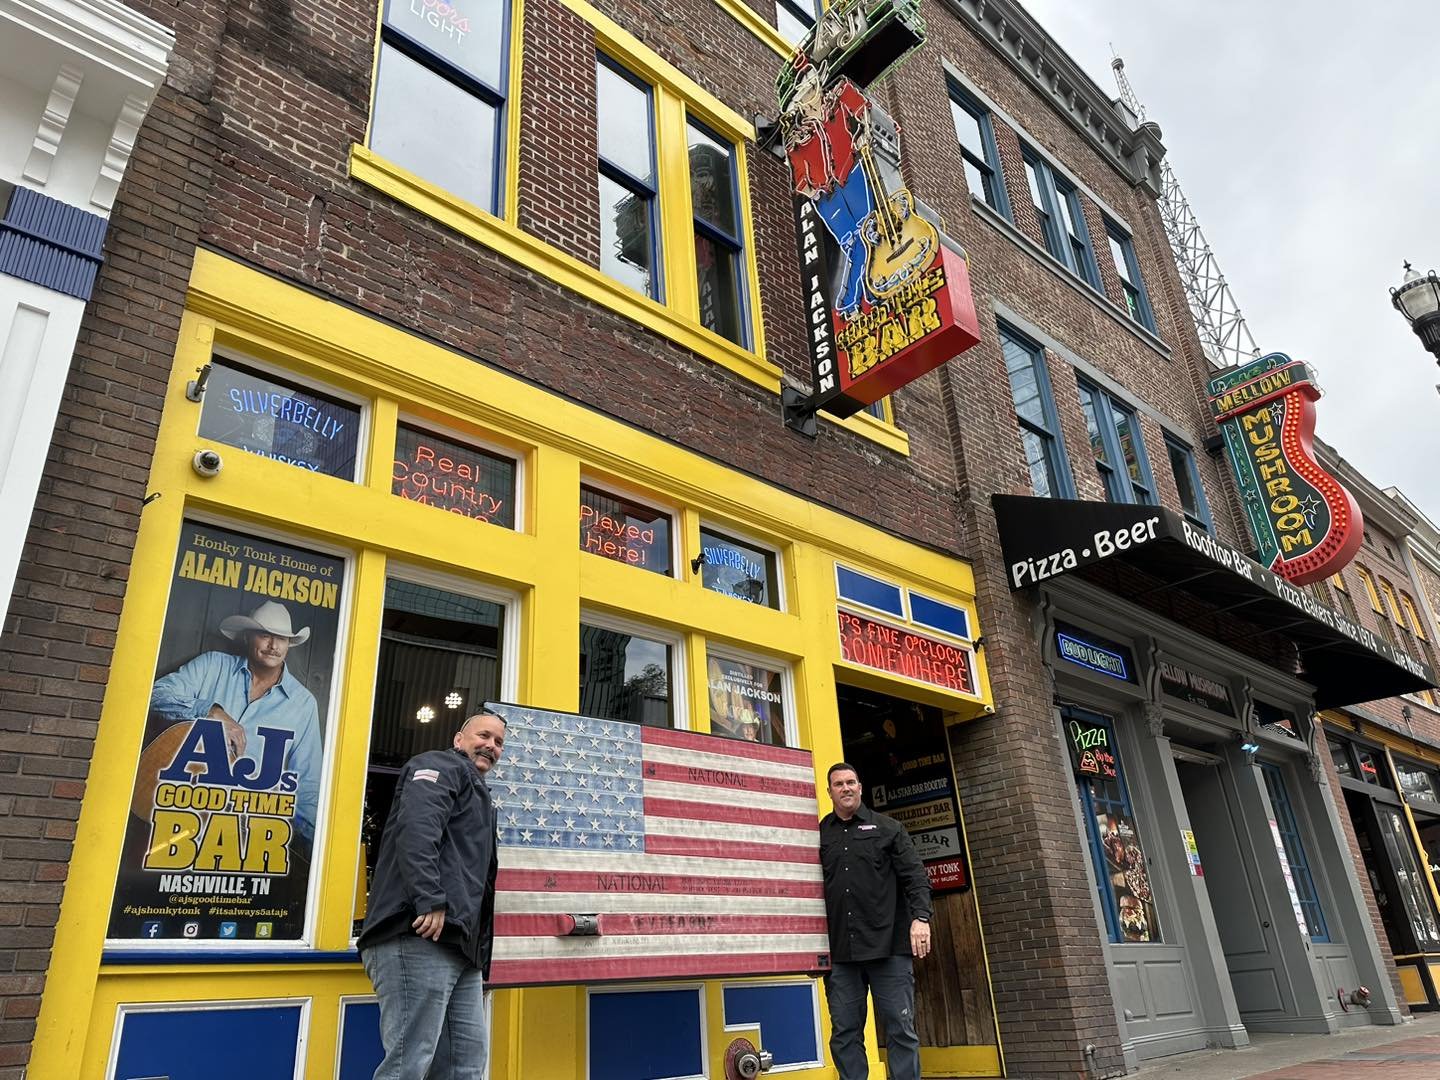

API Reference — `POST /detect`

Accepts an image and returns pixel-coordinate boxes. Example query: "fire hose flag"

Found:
[482,703,831,986]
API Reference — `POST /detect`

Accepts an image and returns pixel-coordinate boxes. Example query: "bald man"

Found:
[359,712,505,1080]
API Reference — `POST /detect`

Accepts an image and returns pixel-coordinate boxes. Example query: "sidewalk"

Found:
[1132,1012,1440,1079]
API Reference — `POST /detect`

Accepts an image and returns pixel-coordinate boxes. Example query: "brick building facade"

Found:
[1,0,1436,1076]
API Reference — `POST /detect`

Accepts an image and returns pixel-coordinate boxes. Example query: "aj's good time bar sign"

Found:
[778,0,980,419]
[108,522,344,944]
[1208,352,1362,585]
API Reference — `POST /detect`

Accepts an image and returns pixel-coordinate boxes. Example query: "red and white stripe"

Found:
[490,727,829,987]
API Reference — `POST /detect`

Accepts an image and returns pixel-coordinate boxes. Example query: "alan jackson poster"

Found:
[107,521,345,943]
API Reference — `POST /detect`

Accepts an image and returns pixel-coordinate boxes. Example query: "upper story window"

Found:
[1331,573,1361,624]
[369,0,510,215]
[1000,323,1071,499]
[1078,380,1154,505]
[1357,566,1399,646]
[1164,433,1212,531]
[597,57,660,298]
[774,0,820,44]
[1021,149,1100,289]
[950,87,1008,216]
[1105,221,1156,332]
[1379,578,1406,628]
[688,121,749,346]
[1402,593,1429,640]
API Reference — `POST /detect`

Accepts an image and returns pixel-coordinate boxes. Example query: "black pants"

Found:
[825,956,920,1079]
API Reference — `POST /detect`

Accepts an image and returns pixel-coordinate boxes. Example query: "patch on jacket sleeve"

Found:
[413,768,440,783]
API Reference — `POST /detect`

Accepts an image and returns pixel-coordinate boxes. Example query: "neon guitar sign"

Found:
[778,0,980,424]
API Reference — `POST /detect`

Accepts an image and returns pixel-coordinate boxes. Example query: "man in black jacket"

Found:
[359,711,504,1079]
[819,762,932,1080]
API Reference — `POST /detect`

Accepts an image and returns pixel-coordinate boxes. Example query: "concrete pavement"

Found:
[1131,1012,1440,1079]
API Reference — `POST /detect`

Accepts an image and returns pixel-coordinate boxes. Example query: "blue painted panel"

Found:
[835,566,904,617]
[113,1004,301,1080]
[909,593,970,640]
[722,983,819,1067]
[589,989,703,1080]
[338,1001,384,1080]
[0,186,106,299]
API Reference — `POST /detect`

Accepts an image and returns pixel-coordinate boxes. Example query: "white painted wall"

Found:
[0,0,172,625]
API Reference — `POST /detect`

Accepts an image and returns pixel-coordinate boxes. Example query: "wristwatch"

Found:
[915,916,930,924]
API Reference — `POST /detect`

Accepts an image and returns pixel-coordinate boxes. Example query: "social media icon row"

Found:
[138,920,274,939]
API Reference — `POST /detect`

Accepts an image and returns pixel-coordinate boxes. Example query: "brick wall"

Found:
[0,0,1423,1073]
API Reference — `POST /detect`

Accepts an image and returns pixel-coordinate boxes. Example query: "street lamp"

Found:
[1391,262,1440,364]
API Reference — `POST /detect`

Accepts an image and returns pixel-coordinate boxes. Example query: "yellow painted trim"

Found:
[711,0,794,60]
[919,1045,1004,1076]
[732,137,768,359]
[1398,962,1428,1006]
[32,250,994,1079]
[348,144,782,393]
[504,0,525,225]
[1383,747,1440,925]
[655,87,699,324]
[557,0,754,142]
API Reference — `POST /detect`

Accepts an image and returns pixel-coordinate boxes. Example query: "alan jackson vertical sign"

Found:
[1208,352,1363,585]
[778,0,980,420]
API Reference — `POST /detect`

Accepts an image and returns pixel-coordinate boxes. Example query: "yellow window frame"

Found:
[1358,566,1384,614]
[352,0,774,393]
[1403,592,1429,641]
[1379,578,1406,627]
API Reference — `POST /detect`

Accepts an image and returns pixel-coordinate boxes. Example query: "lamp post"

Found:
[1391,262,1440,364]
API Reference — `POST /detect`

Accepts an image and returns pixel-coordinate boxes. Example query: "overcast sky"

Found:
[1020,0,1440,523]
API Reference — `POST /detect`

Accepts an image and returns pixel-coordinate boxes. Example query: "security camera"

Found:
[192,449,224,478]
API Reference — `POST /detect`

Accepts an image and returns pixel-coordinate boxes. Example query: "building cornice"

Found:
[2,0,173,212]
[935,0,1165,193]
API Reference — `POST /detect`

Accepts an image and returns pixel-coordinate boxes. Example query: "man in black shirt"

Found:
[359,711,504,1080]
[819,762,932,1080]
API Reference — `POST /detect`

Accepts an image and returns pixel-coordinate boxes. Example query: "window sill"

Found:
[969,196,1174,361]
[710,0,792,60]
[349,144,783,393]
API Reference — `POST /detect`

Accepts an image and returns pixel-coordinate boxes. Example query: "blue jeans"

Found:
[362,933,490,1080]
[825,956,920,1080]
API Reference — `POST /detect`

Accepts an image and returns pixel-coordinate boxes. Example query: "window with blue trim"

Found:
[597,57,660,299]
[949,87,1009,216]
[1105,221,1156,332]
[1020,151,1101,291]
[1260,763,1330,942]
[688,120,749,346]
[1164,433,1213,532]
[1077,380,1154,505]
[1064,707,1162,943]
[775,0,821,44]
[370,0,510,215]
[1000,324,1072,499]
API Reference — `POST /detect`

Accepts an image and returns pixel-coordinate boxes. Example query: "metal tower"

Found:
[1111,56,1259,370]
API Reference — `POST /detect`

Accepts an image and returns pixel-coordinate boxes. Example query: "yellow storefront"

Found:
[31,251,1003,1079]
[1322,711,1440,1012]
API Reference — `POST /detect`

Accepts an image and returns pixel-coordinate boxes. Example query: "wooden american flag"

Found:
[483,703,831,987]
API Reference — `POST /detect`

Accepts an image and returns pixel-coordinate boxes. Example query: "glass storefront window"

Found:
[1064,708,1161,943]
[706,651,787,745]
[359,578,506,930]
[392,424,517,527]
[698,527,779,608]
[1355,748,1389,788]
[579,621,675,728]
[579,484,673,575]
[1261,763,1329,942]
[198,357,361,478]
[1328,736,1353,778]
[1379,805,1440,950]
[1396,760,1440,807]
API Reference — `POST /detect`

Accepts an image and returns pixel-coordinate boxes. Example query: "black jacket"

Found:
[819,803,931,963]
[358,747,499,974]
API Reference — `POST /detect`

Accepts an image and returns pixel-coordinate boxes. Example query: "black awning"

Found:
[992,495,1435,709]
